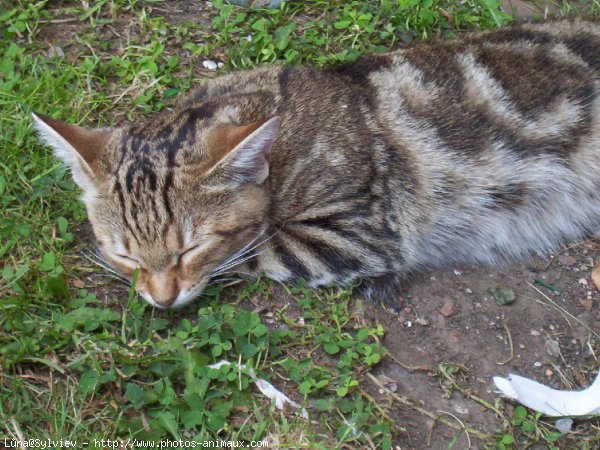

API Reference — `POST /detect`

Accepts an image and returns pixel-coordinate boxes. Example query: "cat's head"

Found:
[32,108,280,309]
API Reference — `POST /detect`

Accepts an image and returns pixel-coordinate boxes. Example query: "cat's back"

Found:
[363,18,599,156]
[354,19,600,269]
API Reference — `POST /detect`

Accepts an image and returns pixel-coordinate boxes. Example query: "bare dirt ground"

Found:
[367,244,600,448]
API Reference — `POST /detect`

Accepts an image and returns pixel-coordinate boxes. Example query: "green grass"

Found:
[1,0,599,448]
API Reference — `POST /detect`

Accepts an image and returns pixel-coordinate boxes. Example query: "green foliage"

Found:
[496,405,568,450]
[209,0,513,68]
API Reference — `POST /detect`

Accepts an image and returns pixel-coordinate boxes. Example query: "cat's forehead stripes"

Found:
[111,125,189,243]
[111,171,170,243]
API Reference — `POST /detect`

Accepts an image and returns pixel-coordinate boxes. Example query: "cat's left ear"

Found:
[206,116,281,185]
[31,113,113,194]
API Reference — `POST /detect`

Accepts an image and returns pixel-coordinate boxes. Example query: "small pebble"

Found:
[488,286,515,306]
[585,256,594,266]
[203,60,218,70]
[465,288,472,294]
[530,330,541,336]
[519,344,526,349]
[555,418,573,433]
[578,278,588,286]
[558,254,577,266]
[579,298,593,311]
[415,317,430,326]
[454,405,469,415]
[440,298,455,317]
[48,45,64,58]
[450,329,461,343]
[405,320,413,328]
[533,361,542,367]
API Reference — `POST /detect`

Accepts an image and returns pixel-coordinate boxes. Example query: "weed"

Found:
[497,406,563,450]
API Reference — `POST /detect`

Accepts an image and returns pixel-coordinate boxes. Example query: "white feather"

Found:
[494,372,600,416]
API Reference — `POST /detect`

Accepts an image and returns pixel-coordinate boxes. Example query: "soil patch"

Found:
[363,241,600,447]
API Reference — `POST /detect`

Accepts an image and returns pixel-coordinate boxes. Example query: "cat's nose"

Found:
[152,293,178,308]
[143,270,179,308]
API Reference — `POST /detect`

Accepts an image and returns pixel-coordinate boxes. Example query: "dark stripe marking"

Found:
[273,234,311,281]
[285,226,364,275]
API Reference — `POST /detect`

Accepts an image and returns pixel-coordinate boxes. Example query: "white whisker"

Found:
[81,250,129,283]
[213,227,280,271]
[211,228,280,277]
[211,247,271,277]
[232,227,268,256]
[92,273,130,286]
[210,269,253,278]
[212,227,269,273]
[206,277,240,285]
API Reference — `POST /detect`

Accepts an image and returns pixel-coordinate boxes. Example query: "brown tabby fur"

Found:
[34,19,600,309]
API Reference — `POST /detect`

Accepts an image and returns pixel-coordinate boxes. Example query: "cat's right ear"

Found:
[206,116,281,185]
[32,113,112,194]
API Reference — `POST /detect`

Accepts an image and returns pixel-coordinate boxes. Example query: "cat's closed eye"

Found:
[177,244,202,265]
[115,254,141,265]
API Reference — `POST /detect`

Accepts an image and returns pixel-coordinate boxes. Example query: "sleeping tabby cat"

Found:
[33,20,600,309]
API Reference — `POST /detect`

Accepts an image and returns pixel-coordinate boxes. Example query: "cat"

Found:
[33,19,600,309]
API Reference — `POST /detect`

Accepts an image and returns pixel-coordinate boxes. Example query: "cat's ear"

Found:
[206,116,281,184]
[32,113,112,193]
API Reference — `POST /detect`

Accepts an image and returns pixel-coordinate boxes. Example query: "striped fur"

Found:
[34,20,600,308]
